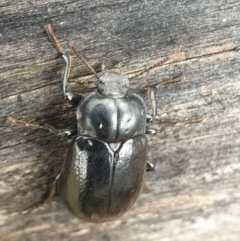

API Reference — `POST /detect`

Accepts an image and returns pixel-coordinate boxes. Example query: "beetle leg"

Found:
[146,113,154,123]
[61,53,83,105]
[145,127,156,135]
[145,87,156,171]
[146,161,155,172]
[146,87,157,123]
[114,63,122,73]
[143,184,151,193]
[21,173,60,215]
[45,173,60,202]
[44,24,83,106]
[130,56,169,80]
[6,116,77,137]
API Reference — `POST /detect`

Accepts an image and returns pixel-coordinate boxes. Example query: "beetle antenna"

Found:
[69,43,99,79]
[130,56,170,80]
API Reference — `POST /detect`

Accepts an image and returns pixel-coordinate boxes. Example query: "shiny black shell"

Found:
[60,91,148,222]
[76,93,147,142]
[59,135,147,222]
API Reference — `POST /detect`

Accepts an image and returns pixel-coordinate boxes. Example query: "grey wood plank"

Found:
[1,0,240,240]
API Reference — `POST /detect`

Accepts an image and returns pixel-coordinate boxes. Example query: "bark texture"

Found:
[1,0,240,240]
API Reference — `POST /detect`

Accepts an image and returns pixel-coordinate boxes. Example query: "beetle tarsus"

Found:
[145,127,156,135]
[64,92,83,106]
[146,113,154,123]
[44,24,64,54]
[61,129,78,137]
[20,200,45,216]
[146,161,155,172]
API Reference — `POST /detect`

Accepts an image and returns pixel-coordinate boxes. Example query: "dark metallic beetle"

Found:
[44,24,161,222]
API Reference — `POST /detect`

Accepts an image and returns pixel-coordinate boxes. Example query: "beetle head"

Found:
[97,72,129,97]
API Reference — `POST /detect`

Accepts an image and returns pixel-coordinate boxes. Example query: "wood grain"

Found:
[1,0,240,240]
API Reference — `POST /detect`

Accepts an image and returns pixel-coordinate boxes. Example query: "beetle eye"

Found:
[99,80,104,84]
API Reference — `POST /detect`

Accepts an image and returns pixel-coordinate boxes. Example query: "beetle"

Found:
[41,24,165,222]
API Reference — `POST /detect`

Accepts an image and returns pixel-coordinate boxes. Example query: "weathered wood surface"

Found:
[1,0,240,240]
